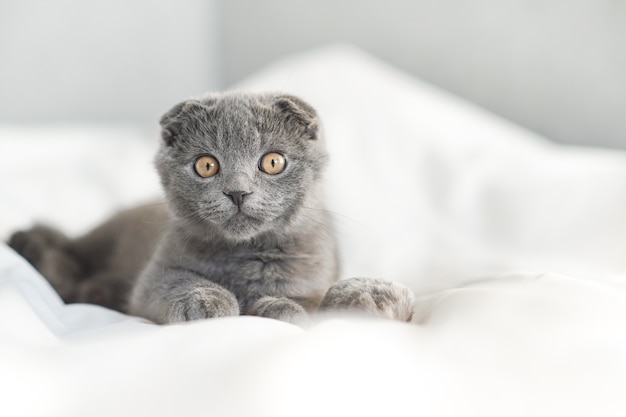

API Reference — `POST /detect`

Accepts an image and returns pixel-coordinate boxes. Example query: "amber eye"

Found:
[194,155,220,178]
[259,152,286,175]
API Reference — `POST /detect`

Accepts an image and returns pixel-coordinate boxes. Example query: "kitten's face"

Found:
[156,93,327,242]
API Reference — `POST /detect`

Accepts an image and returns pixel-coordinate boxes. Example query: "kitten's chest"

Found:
[164,223,338,310]
[190,247,314,288]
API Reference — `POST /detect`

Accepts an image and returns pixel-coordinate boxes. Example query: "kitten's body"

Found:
[131,206,338,323]
[127,92,339,324]
[9,92,414,325]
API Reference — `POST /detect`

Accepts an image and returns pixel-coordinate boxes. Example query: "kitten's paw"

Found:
[8,225,81,300]
[9,225,70,265]
[248,296,309,327]
[167,286,240,322]
[319,277,415,322]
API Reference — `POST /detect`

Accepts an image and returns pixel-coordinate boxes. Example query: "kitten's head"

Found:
[156,92,328,242]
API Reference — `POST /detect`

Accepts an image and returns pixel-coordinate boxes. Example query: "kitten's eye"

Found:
[259,152,286,175]
[194,155,220,178]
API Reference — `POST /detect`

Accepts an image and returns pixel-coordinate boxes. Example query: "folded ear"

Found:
[159,101,186,145]
[159,99,215,145]
[273,95,319,140]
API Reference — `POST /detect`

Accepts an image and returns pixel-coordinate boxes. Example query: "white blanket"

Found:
[2,45,626,416]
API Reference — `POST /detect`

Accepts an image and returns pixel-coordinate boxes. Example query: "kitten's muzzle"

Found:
[223,190,252,209]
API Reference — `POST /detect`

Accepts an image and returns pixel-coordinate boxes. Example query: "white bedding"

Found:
[2,45,626,416]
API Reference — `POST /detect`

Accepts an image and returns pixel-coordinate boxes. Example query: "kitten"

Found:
[9,92,415,325]
[129,92,339,324]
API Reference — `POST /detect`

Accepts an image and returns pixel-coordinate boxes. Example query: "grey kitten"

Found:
[129,92,340,324]
[9,92,415,325]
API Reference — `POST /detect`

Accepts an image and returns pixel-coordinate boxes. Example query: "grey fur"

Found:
[320,277,416,322]
[8,204,168,311]
[8,92,416,325]
[128,92,340,324]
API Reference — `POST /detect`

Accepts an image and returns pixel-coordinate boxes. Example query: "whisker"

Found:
[134,201,168,207]
[299,213,331,229]
[302,206,357,223]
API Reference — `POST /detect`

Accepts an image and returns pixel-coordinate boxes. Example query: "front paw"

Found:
[247,296,309,326]
[167,286,240,323]
[319,277,415,322]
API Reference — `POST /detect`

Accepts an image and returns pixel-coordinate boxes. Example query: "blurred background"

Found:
[1,0,625,149]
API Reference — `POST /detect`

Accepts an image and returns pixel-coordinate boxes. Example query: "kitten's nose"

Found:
[223,190,252,209]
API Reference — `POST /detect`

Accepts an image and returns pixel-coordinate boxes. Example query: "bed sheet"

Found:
[2,45,626,416]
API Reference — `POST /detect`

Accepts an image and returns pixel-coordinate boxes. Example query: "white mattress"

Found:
[2,45,626,416]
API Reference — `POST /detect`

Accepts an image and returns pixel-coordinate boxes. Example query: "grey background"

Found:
[0,0,218,124]
[1,0,625,149]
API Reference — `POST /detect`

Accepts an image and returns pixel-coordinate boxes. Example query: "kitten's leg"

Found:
[8,225,83,302]
[246,296,309,326]
[130,268,240,324]
[319,277,416,322]
[76,273,133,312]
[8,204,168,311]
